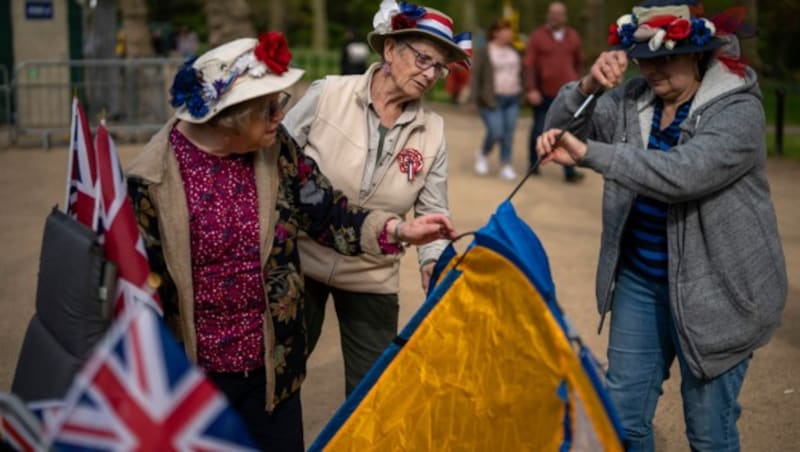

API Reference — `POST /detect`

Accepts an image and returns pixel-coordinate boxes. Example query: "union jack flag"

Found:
[65,97,98,228]
[1,392,44,452]
[45,304,257,451]
[27,399,65,439]
[94,124,163,317]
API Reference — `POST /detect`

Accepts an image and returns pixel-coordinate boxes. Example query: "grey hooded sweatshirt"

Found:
[546,59,787,380]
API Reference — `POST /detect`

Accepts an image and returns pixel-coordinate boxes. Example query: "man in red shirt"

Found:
[524,2,585,182]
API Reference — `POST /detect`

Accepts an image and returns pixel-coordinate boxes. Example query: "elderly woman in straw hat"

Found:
[282,1,472,396]
[536,0,786,450]
[125,32,456,450]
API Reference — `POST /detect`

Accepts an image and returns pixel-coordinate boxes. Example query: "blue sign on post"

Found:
[25,1,53,20]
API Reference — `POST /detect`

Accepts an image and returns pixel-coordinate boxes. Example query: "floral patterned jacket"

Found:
[126,119,395,411]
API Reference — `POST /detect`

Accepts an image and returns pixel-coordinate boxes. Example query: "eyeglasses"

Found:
[403,43,450,79]
[265,91,291,119]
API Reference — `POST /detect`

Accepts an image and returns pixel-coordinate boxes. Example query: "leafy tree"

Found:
[136,0,795,81]
[754,0,799,79]
[147,0,206,49]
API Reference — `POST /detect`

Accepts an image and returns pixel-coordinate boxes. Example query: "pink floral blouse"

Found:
[171,128,264,373]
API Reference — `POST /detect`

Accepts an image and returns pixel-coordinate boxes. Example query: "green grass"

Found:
[767,131,800,159]
[761,80,800,126]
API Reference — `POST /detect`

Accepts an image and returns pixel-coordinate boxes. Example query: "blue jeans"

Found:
[479,94,520,164]
[607,265,750,452]
[529,95,576,177]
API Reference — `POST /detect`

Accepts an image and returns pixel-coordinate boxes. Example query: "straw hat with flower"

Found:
[170,32,304,124]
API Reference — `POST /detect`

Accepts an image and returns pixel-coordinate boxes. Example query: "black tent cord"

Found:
[505,88,603,203]
[449,88,603,271]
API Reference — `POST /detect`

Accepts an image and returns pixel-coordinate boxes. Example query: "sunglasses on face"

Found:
[403,42,450,79]
[265,91,291,120]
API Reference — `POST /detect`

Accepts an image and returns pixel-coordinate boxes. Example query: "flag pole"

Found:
[63,97,78,213]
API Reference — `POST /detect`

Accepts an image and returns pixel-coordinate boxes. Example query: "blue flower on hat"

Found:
[170,56,200,109]
[185,91,209,118]
[690,18,712,46]
[169,56,212,118]
[399,1,426,20]
[620,23,637,47]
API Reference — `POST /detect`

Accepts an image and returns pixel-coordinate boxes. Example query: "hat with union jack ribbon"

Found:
[367,0,472,66]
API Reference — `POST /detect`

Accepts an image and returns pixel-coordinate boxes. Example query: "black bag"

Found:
[11,208,115,402]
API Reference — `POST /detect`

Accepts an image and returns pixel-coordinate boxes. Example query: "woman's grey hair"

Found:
[207,95,268,134]
[381,36,405,62]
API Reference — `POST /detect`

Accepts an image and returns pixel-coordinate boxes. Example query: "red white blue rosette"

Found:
[397,148,424,182]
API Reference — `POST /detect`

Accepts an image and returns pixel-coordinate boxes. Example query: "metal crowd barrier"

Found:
[8,52,376,149]
[13,58,183,148]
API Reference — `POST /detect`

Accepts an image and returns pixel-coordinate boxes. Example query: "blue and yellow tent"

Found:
[310,201,625,451]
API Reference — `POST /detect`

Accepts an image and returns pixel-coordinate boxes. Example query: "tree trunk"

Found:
[118,0,152,58]
[82,0,120,120]
[582,0,605,62]
[461,0,477,37]
[83,0,116,60]
[267,0,286,33]
[206,0,255,48]
[310,0,328,51]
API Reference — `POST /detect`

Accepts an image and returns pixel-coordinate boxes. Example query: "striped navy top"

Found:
[620,97,693,283]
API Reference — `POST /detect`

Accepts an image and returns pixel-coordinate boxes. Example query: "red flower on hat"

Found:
[666,18,692,40]
[255,31,291,75]
[608,23,620,45]
[392,14,416,31]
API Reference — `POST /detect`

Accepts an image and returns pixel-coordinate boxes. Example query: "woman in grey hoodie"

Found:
[535,1,787,451]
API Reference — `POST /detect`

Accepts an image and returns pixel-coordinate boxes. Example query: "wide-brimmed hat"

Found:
[607,0,724,59]
[170,33,304,123]
[367,1,472,64]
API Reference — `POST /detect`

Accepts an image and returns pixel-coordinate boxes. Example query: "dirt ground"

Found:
[1,103,798,450]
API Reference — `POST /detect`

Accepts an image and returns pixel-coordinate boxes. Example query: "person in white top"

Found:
[471,19,523,181]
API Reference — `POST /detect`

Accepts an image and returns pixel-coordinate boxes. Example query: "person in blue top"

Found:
[536,1,787,450]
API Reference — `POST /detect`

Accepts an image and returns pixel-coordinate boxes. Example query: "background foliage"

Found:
[141,0,799,81]
[136,0,800,159]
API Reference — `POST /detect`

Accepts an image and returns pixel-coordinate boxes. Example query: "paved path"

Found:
[1,103,798,449]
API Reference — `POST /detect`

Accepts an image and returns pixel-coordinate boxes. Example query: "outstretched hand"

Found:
[389,214,457,246]
[536,129,587,167]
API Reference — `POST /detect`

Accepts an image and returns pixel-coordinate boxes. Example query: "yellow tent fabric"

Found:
[311,201,624,451]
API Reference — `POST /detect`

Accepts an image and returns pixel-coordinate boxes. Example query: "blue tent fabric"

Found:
[309,201,625,450]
